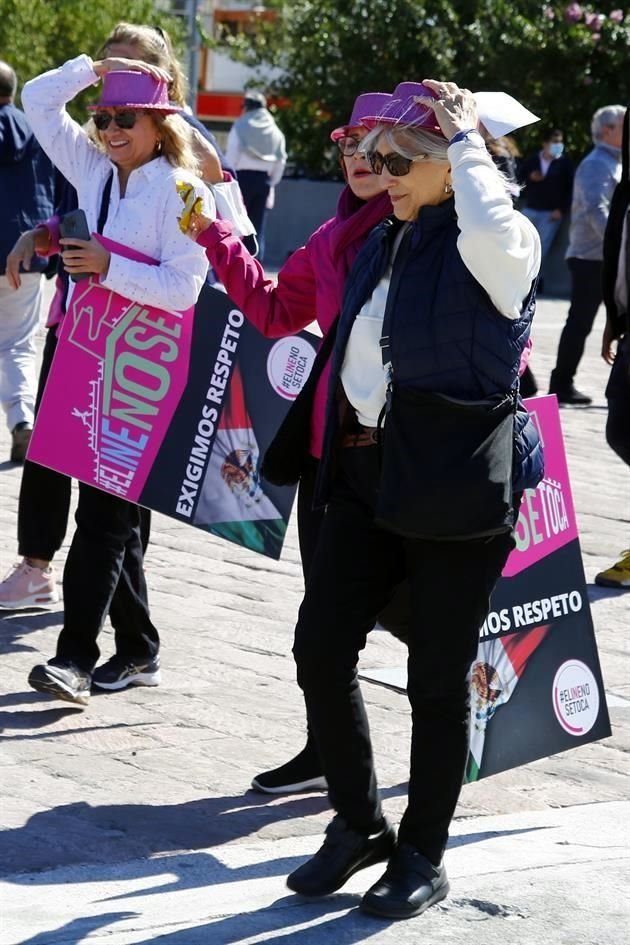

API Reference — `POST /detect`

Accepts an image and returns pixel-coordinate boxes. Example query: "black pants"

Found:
[55,482,158,673]
[237,170,271,261]
[18,328,151,560]
[293,447,516,864]
[605,334,630,468]
[550,258,603,390]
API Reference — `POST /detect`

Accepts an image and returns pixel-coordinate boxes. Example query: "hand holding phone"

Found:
[59,209,92,282]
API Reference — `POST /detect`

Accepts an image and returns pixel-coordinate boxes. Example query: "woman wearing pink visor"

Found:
[185,91,407,793]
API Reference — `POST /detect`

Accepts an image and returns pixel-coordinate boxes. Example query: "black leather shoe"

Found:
[549,385,592,406]
[360,842,449,919]
[287,815,396,896]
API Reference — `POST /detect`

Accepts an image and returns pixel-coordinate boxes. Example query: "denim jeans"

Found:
[521,206,562,259]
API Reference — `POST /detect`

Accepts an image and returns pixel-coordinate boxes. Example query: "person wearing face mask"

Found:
[518,128,574,264]
[549,105,626,405]
[282,80,542,920]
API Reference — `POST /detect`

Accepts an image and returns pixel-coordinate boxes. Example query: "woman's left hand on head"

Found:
[60,237,111,278]
[415,80,478,141]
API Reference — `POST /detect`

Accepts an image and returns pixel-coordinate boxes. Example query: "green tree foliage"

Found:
[0,0,185,117]
[211,1,630,176]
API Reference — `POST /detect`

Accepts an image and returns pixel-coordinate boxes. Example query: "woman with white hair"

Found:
[284,80,543,920]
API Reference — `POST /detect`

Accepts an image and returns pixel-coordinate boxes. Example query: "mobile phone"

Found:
[59,208,92,282]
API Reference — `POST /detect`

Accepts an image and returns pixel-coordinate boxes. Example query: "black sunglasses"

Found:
[335,134,363,157]
[366,149,427,177]
[93,109,144,131]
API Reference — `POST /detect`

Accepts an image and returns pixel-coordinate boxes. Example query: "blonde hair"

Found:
[98,22,188,107]
[154,113,200,172]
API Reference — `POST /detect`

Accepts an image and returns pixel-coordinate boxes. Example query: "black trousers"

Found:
[237,170,271,260]
[293,447,516,864]
[18,328,151,560]
[550,258,603,390]
[55,481,158,673]
[605,334,630,468]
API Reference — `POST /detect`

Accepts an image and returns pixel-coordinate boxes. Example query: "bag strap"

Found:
[97,172,114,235]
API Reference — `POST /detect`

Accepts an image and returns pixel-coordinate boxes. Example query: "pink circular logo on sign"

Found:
[267,337,316,401]
[552,659,600,736]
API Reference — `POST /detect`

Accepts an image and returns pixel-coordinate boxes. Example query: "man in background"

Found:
[226,91,287,261]
[0,60,56,462]
[519,127,574,268]
[548,105,626,405]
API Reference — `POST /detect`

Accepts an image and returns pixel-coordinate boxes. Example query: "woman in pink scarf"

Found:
[190,92,397,796]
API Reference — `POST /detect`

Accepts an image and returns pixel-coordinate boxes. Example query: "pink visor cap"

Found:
[88,70,180,113]
[330,92,392,141]
[360,82,539,139]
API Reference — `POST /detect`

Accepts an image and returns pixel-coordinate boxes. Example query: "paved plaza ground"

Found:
[0,292,628,944]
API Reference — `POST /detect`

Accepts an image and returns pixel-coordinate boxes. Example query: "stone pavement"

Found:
[0,294,629,944]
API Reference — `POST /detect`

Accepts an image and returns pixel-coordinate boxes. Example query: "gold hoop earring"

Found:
[444,181,453,194]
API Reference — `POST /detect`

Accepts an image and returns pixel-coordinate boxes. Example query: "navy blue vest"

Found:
[316,201,543,503]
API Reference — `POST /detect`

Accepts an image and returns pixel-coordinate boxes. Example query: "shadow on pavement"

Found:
[14,896,390,945]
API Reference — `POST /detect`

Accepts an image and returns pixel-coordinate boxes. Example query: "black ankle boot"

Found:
[287,815,396,896]
[361,842,449,919]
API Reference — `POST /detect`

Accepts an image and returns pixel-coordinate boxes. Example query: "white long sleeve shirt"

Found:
[22,55,211,313]
[341,132,541,427]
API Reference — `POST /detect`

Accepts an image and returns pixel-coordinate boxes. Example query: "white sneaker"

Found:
[0,561,59,609]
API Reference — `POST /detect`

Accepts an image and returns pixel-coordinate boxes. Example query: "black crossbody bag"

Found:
[375,303,517,542]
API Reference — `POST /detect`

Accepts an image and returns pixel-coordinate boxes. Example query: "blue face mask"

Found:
[549,142,564,158]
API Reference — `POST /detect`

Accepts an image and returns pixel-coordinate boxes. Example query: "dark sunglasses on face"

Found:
[93,109,144,131]
[366,149,427,177]
[335,134,364,157]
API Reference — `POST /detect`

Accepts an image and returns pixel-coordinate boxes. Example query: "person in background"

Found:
[518,128,574,266]
[597,104,630,589]
[0,21,219,611]
[226,91,287,260]
[548,106,625,405]
[21,55,209,706]
[0,61,56,463]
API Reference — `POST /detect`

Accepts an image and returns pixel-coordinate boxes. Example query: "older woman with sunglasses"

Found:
[285,80,543,920]
[20,56,210,705]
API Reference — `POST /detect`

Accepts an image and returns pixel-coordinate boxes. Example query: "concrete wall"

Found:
[264,178,344,266]
[264,179,572,299]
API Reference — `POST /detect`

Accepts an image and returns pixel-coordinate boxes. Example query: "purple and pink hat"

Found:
[330,92,393,141]
[88,70,180,113]
[359,81,540,139]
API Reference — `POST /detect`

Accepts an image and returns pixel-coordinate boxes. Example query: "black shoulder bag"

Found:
[374,307,517,542]
[261,320,338,487]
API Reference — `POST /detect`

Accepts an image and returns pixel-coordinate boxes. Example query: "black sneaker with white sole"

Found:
[92,654,161,690]
[28,660,91,706]
[251,742,327,794]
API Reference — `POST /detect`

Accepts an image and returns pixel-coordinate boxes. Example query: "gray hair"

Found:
[591,105,625,143]
[360,124,450,164]
[360,121,516,196]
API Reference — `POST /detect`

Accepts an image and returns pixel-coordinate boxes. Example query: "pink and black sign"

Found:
[28,239,318,560]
